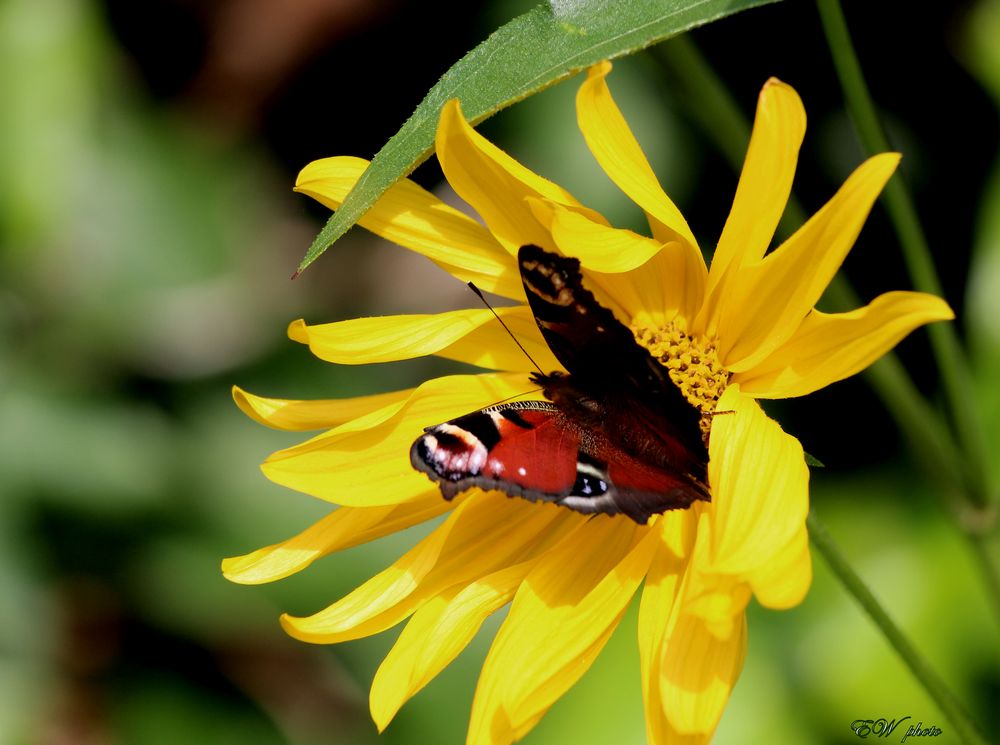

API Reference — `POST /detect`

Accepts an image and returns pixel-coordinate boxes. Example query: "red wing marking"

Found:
[411,401,708,524]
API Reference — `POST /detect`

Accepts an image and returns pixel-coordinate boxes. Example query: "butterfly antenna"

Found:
[467,281,545,376]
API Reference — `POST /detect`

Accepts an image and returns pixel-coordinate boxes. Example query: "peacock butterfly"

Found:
[409,245,710,524]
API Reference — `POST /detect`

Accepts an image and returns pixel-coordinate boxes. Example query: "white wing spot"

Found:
[433,423,487,473]
[517,467,527,476]
[576,461,606,480]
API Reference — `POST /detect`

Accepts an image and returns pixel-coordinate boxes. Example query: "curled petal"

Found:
[232,385,413,431]
[436,100,607,253]
[468,517,656,744]
[576,61,701,251]
[262,373,529,506]
[671,512,751,640]
[537,200,687,324]
[539,199,665,273]
[748,525,812,610]
[719,154,901,371]
[295,156,522,299]
[705,386,809,579]
[287,306,559,372]
[222,495,451,585]
[735,290,955,398]
[370,562,530,731]
[530,199,706,327]
[638,515,706,745]
[696,79,806,336]
[640,514,746,739]
[660,609,747,735]
[611,240,707,328]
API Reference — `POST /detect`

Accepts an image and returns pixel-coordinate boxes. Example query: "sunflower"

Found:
[224,61,953,744]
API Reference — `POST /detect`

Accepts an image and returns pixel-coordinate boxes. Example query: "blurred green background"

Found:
[1,0,998,743]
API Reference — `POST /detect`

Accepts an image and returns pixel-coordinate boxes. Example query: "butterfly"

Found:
[409,244,710,524]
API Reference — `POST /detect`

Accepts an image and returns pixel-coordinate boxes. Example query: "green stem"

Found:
[808,512,988,745]
[968,532,1000,629]
[815,0,995,509]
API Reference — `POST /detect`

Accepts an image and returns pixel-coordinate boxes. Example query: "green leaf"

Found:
[297,0,782,272]
[804,451,826,469]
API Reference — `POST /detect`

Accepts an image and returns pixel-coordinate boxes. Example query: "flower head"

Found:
[225,62,952,743]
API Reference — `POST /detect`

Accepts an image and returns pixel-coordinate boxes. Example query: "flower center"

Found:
[631,320,730,440]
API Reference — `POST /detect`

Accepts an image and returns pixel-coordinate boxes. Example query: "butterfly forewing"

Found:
[517,245,704,450]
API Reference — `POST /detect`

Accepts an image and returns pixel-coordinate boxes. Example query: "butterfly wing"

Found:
[410,401,707,524]
[410,245,712,523]
[517,244,705,457]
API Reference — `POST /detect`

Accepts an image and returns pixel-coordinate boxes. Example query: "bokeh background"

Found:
[2,0,999,743]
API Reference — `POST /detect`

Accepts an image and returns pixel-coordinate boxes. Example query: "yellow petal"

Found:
[610,240,707,328]
[705,385,809,579]
[524,198,632,321]
[638,516,707,745]
[683,576,752,641]
[719,154,901,372]
[295,156,523,299]
[280,500,464,645]
[735,290,955,398]
[748,525,812,610]
[541,198,665,273]
[576,61,701,250]
[660,608,747,734]
[641,514,741,740]
[435,100,607,254]
[538,200,681,323]
[468,517,657,744]
[262,373,529,506]
[221,496,451,585]
[370,562,529,731]
[648,724,709,745]
[682,517,753,640]
[286,306,560,372]
[696,79,806,336]
[530,199,706,327]
[232,385,413,431]
[282,494,573,644]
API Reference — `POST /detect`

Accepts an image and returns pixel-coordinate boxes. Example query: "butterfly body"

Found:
[410,245,710,524]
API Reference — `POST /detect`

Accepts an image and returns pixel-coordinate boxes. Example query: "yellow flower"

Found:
[224,61,953,744]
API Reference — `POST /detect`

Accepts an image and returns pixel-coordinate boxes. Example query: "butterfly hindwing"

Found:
[411,402,575,501]
[410,401,706,524]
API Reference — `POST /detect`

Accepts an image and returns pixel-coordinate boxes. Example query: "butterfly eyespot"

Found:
[572,473,608,497]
